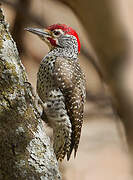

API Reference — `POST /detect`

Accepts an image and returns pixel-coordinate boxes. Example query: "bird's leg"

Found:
[41,109,49,125]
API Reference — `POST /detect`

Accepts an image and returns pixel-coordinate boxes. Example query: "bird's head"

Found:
[25,24,81,55]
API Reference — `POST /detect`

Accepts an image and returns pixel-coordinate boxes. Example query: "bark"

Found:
[0,8,61,180]
[58,0,133,153]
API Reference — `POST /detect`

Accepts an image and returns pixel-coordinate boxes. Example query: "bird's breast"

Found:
[37,57,56,102]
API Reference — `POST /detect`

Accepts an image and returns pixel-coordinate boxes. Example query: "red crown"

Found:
[47,24,81,53]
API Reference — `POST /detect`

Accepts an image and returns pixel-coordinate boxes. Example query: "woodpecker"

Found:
[25,24,86,161]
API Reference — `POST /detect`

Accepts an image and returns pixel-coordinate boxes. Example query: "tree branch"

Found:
[11,0,32,55]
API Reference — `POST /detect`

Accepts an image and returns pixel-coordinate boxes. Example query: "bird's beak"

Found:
[24,27,51,38]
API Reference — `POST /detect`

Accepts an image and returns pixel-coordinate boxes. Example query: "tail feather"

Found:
[67,131,75,161]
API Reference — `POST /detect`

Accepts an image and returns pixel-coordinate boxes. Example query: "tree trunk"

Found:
[0,8,61,180]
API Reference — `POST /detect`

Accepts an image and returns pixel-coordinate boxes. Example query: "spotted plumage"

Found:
[25,24,86,161]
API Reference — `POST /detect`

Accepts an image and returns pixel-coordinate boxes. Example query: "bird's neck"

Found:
[48,46,78,59]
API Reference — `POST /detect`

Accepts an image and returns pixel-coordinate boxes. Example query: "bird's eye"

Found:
[53,31,61,36]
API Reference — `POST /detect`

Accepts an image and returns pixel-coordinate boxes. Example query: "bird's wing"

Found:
[53,57,86,160]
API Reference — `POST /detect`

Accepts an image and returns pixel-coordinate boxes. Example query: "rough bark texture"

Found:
[0,8,61,180]
[58,0,133,153]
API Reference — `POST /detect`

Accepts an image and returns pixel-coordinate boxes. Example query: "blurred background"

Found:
[1,0,133,179]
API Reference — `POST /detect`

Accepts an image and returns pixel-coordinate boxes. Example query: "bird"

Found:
[25,24,86,161]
